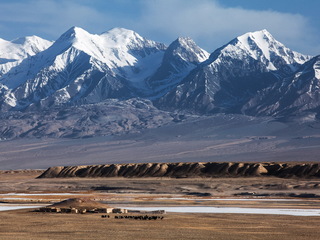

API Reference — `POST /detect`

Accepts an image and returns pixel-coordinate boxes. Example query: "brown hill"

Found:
[48,198,110,209]
[37,162,320,179]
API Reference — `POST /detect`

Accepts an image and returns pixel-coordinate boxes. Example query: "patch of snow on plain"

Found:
[155,198,301,202]
[125,206,320,216]
[0,204,44,212]
[0,193,86,196]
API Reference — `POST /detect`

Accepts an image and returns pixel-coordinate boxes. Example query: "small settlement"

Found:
[36,198,127,214]
[37,206,127,214]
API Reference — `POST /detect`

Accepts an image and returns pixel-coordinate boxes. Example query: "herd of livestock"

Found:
[102,215,164,220]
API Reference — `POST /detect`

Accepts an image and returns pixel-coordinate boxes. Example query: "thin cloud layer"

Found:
[135,0,319,54]
[0,0,108,40]
[0,0,319,55]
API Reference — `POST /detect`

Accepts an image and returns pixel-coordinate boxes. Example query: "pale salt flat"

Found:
[125,206,320,216]
[155,198,301,202]
[0,193,87,196]
[0,204,44,211]
[1,198,32,200]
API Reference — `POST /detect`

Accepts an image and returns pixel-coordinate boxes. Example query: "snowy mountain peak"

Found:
[176,37,195,45]
[238,29,272,40]
[0,35,52,61]
[169,37,209,63]
[0,34,52,77]
[236,29,279,62]
[217,29,312,72]
[11,35,50,45]
[59,26,89,38]
[59,26,145,45]
[52,26,165,63]
[55,26,93,46]
[145,36,209,99]
[102,27,143,42]
[100,27,166,54]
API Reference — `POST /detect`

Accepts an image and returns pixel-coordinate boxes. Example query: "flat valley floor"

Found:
[1,209,320,240]
[1,171,320,240]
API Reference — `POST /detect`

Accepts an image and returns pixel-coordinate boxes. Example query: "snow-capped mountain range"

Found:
[0,26,318,120]
[0,36,52,76]
[156,29,312,115]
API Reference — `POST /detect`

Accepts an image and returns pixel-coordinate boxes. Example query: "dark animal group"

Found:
[101,215,164,220]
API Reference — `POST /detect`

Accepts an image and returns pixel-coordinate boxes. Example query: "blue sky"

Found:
[0,0,319,55]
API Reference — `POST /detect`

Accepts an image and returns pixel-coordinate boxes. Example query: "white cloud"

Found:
[0,0,109,40]
[133,0,320,55]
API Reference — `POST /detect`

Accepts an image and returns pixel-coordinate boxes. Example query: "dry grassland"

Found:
[0,210,320,240]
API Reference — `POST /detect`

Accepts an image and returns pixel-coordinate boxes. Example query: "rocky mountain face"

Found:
[145,37,209,99]
[156,30,312,114]
[0,98,174,139]
[243,55,320,118]
[0,27,318,140]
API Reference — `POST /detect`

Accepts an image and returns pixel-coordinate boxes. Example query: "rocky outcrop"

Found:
[0,98,174,139]
[37,162,320,179]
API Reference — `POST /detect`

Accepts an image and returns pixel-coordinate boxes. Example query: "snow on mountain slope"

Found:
[229,29,310,73]
[0,35,52,61]
[77,35,208,101]
[156,30,312,114]
[0,36,53,76]
[146,37,209,99]
[55,27,165,81]
[0,27,166,110]
[51,27,166,84]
